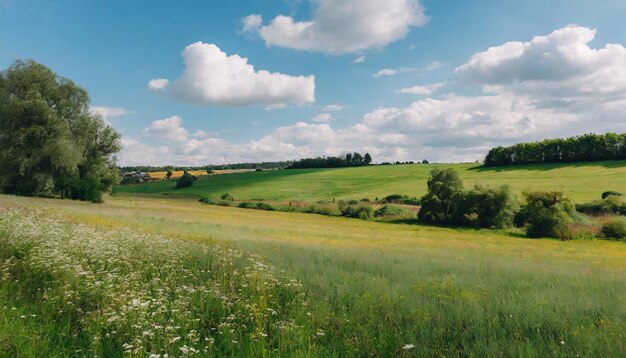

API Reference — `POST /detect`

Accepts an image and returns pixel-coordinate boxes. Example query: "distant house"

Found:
[120,171,152,184]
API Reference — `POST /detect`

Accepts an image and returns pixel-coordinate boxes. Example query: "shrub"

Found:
[374,205,410,218]
[464,185,518,228]
[382,194,404,203]
[58,176,103,203]
[198,196,212,204]
[600,217,626,240]
[238,202,275,211]
[256,202,275,211]
[602,191,623,199]
[576,195,626,215]
[238,202,257,209]
[340,203,374,220]
[176,172,194,189]
[418,169,467,225]
[220,193,234,201]
[518,191,575,238]
[217,201,232,207]
[347,199,360,205]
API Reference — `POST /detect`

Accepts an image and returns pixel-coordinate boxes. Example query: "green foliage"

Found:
[0,60,121,200]
[418,169,466,225]
[289,152,372,169]
[381,194,421,205]
[464,185,518,228]
[220,193,234,201]
[576,195,626,215]
[518,191,575,238]
[374,205,410,218]
[484,132,626,166]
[176,171,194,189]
[600,217,626,240]
[238,202,275,211]
[602,190,623,199]
[198,196,212,204]
[340,203,373,220]
[166,170,173,179]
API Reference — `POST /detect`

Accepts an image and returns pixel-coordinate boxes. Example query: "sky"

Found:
[2,0,626,166]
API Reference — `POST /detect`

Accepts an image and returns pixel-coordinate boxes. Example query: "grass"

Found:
[1,193,624,356]
[116,161,626,203]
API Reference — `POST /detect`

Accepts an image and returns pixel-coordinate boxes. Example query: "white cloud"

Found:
[89,106,128,123]
[242,14,263,32]
[353,55,366,64]
[147,78,169,91]
[322,104,346,111]
[252,0,427,54]
[264,103,288,111]
[119,139,171,166]
[373,67,416,77]
[425,61,443,71]
[312,113,333,122]
[398,82,447,95]
[160,42,315,106]
[142,115,189,142]
[374,69,397,77]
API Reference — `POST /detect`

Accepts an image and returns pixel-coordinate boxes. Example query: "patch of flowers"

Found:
[0,208,310,356]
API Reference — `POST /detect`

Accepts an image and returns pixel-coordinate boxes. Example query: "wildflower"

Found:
[403,344,415,350]
[169,336,181,344]
[560,340,565,345]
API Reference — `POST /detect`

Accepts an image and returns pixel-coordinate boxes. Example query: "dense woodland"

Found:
[484,133,626,166]
[288,152,372,169]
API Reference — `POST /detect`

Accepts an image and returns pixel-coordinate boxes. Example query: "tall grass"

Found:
[1,194,625,356]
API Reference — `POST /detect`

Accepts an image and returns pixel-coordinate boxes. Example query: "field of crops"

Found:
[1,193,624,356]
[116,161,626,203]
[147,169,255,180]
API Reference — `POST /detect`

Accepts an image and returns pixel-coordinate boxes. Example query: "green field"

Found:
[115,161,626,203]
[1,193,624,356]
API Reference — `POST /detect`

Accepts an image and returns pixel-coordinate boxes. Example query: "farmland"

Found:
[116,161,626,203]
[1,193,624,356]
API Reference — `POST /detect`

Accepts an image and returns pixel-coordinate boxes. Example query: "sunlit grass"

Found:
[116,161,626,203]
[1,194,624,356]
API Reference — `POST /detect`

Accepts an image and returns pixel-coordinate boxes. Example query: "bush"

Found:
[198,196,213,204]
[518,191,575,238]
[347,199,360,205]
[238,202,275,211]
[382,194,404,203]
[176,172,194,189]
[238,202,257,209]
[220,193,234,201]
[58,176,103,203]
[602,191,623,199]
[464,185,518,228]
[340,203,374,220]
[418,169,467,225]
[600,217,626,240]
[217,201,232,207]
[300,203,340,216]
[576,195,626,215]
[256,202,275,211]
[374,205,410,218]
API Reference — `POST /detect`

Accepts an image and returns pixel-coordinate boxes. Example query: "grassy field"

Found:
[1,193,624,356]
[148,169,255,180]
[116,161,626,203]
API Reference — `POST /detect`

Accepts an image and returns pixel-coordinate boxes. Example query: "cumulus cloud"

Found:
[142,115,189,142]
[158,42,315,106]
[242,14,263,32]
[89,106,128,123]
[398,82,447,95]
[119,139,171,166]
[251,0,427,54]
[312,113,333,122]
[148,78,169,91]
[374,67,416,77]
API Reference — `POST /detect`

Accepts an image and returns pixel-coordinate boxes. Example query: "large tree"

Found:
[0,60,121,201]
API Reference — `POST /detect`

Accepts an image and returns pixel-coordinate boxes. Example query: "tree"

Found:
[418,168,467,225]
[465,185,518,228]
[176,171,194,188]
[166,170,173,179]
[0,60,121,201]
[346,153,353,166]
[517,191,575,238]
[352,152,363,166]
[364,153,372,165]
[422,159,429,164]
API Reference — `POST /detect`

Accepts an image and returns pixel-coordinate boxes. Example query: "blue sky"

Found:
[2,0,626,165]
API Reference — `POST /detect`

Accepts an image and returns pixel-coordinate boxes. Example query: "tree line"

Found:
[288,152,372,169]
[121,161,292,173]
[0,60,121,202]
[484,132,626,166]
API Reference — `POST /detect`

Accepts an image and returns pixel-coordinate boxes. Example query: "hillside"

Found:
[1,194,624,356]
[115,161,626,203]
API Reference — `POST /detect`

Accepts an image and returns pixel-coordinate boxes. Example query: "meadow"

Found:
[1,193,624,356]
[116,161,626,203]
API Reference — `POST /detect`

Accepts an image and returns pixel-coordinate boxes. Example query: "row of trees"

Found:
[0,60,121,202]
[484,133,626,166]
[121,161,292,173]
[288,152,372,169]
[418,168,576,238]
